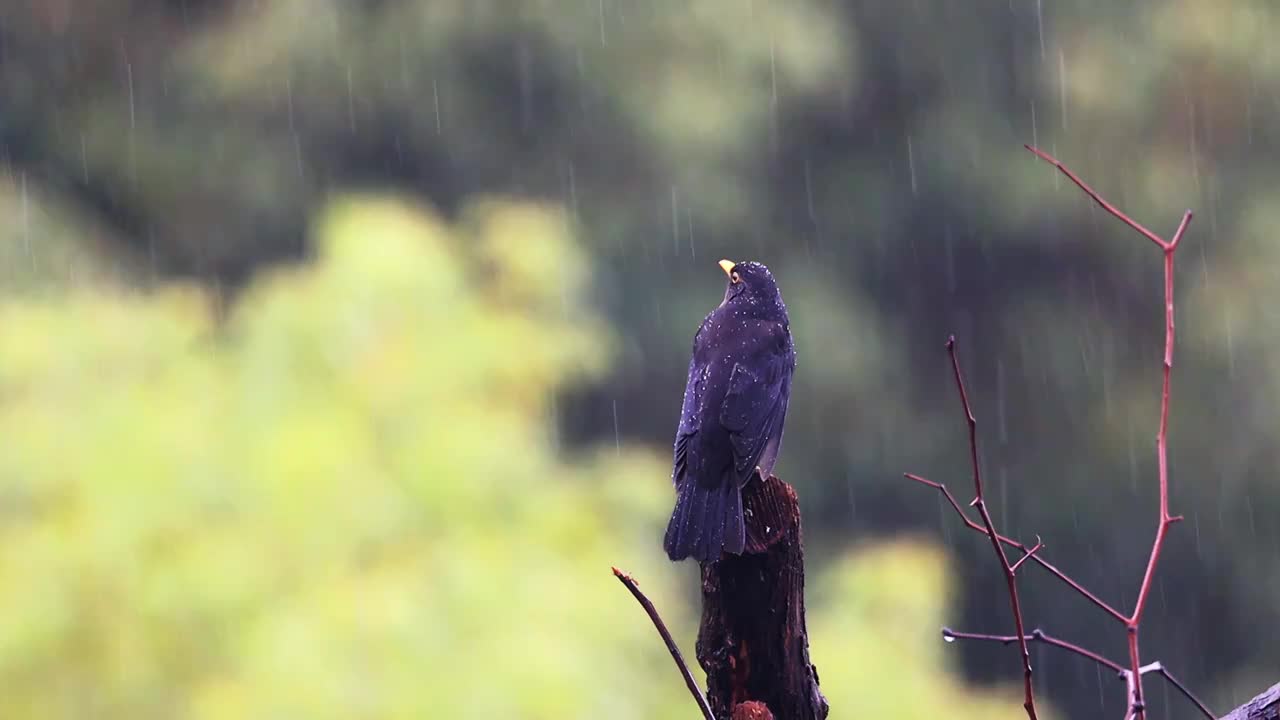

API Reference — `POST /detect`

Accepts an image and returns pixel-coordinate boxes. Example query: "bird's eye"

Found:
[731,271,741,284]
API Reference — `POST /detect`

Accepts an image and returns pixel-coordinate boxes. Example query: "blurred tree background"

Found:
[1,1,1277,717]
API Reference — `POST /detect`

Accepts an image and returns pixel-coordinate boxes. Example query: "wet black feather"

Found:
[663,261,795,563]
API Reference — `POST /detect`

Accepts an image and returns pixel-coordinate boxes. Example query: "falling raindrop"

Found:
[21,172,32,271]
[1036,0,1046,62]
[1187,95,1200,192]
[432,75,443,133]
[1245,72,1255,145]
[1057,49,1069,131]
[944,224,955,294]
[564,160,579,222]
[769,33,778,105]
[1246,493,1256,537]
[804,158,816,222]
[286,77,303,179]
[1095,663,1105,712]
[79,133,89,183]
[125,54,135,131]
[598,0,607,46]
[1223,304,1235,378]
[346,64,357,134]
[1101,344,1113,418]
[612,399,621,456]
[122,42,137,187]
[292,135,304,180]
[671,186,680,256]
[1030,100,1038,150]
[907,135,918,196]
[686,205,696,259]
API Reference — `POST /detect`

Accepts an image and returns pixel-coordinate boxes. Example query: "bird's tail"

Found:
[663,479,745,562]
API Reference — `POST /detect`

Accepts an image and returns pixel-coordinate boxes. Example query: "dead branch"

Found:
[943,627,1125,675]
[612,566,715,720]
[902,472,1125,622]
[942,629,1214,719]
[902,145,1200,720]
[1027,144,1191,719]
[906,337,1039,719]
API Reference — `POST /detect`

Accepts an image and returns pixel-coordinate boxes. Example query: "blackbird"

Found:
[663,259,796,563]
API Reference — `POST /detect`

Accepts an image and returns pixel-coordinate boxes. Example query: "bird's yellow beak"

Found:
[718,259,736,279]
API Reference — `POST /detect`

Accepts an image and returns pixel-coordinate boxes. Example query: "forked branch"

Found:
[902,472,1125,623]
[903,146,1199,720]
[1026,144,1192,719]
[942,630,1214,719]
[907,337,1039,720]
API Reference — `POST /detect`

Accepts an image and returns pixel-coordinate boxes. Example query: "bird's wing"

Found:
[718,325,792,487]
[671,351,704,486]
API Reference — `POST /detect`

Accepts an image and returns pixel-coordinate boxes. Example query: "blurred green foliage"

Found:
[810,540,1032,719]
[5,0,1280,716]
[0,196,1031,718]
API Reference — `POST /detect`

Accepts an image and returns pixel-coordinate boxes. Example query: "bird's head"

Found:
[717,259,789,322]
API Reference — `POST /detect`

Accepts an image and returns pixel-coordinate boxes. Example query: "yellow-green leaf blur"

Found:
[1,195,1037,718]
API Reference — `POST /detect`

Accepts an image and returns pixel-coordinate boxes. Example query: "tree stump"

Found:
[696,474,828,720]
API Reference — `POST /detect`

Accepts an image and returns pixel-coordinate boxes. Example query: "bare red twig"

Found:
[1009,536,1044,574]
[1022,145,1167,250]
[903,147,1200,720]
[612,567,715,720]
[902,472,1126,623]
[943,627,1125,675]
[922,337,1039,720]
[942,630,1214,719]
[1026,145,1192,719]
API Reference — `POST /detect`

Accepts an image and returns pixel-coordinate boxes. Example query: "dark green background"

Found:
[3,2,1275,717]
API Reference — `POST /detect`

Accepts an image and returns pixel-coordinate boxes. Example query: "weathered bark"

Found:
[1221,682,1280,720]
[696,474,828,720]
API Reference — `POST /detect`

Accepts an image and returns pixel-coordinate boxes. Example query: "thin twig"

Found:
[1140,662,1215,720]
[1026,145,1193,720]
[943,627,1125,675]
[903,472,1127,623]
[906,147,1203,720]
[944,631,1215,719]
[1023,144,1166,250]
[612,567,714,720]
[1009,537,1044,574]
[935,336,1038,720]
